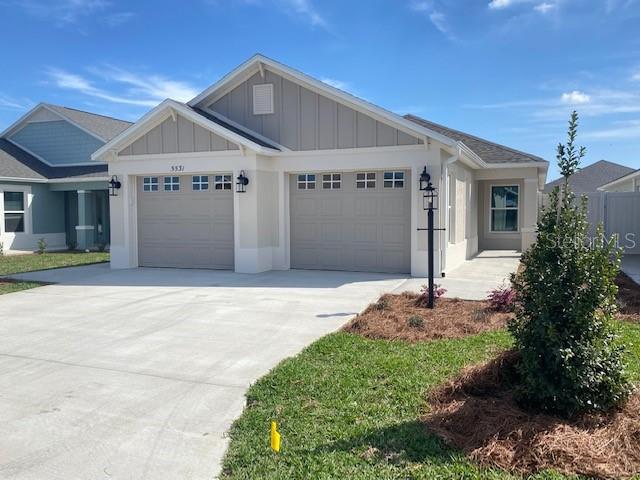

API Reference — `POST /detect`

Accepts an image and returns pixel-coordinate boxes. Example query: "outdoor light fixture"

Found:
[236,170,249,193]
[108,175,122,197]
[417,165,443,309]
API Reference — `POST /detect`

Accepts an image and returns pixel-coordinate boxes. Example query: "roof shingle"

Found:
[45,104,132,142]
[544,160,635,193]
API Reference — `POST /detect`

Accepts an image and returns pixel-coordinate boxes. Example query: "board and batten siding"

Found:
[118,115,239,156]
[10,121,105,166]
[208,70,423,151]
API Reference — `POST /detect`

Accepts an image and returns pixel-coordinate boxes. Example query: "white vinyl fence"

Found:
[584,192,640,254]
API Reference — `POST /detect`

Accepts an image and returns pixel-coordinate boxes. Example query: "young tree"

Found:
[509,111,632,416]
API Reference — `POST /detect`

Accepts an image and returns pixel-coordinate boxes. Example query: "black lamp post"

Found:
[108,175,122,197]
[236,170,249,193]
[418,166,440,309]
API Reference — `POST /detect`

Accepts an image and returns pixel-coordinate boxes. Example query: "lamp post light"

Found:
[236,170,249,193]
[418,166,442,309]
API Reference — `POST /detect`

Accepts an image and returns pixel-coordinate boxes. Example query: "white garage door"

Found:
[137,174,234,269]
[290,170,411,274]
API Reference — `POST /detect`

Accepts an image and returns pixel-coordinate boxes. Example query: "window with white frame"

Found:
[143,177,158,192]
[356,172,376,189]
[322,173,341,190]
[297,174,316,190]
[192,175,209,191]
[164,176,180,192]
[3,191,25,233]
[383,171,404,188]
[214,175,232,190]
[490,185,519,232]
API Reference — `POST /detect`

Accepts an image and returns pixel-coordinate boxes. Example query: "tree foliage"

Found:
[509,111,632,416]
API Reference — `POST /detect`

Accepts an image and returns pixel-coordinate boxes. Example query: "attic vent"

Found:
[253,84,274,115]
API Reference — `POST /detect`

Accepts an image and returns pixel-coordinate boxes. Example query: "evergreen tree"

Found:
[509,111,632,416]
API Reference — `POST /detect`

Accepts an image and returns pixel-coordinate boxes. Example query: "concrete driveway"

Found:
[0,265,407,480]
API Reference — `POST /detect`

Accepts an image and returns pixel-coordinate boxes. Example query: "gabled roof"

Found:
[598,166,640,191]
[44,104,132,142]
[545,160,636,193]
[0,138,107,182]
[187,54,458,150]
[1,103,132,143]
[405,115,547,166]
[92,99,281,161]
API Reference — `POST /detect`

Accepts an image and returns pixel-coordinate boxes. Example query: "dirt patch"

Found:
[342,293,511,341]
[616,272,640,322]
[422,352,640,479]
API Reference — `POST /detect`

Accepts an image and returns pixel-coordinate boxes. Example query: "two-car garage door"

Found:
[137,174,234,269]
[290,170,411,274]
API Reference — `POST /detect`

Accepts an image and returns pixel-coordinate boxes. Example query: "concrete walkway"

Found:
[395,250,521,300]
[0,265,407,480]
[622,255,640,285]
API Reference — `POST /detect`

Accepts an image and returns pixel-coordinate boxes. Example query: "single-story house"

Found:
[0,104,131,251]
[545,159,636,194]
[598,168,640,192]
[93,54,548,276]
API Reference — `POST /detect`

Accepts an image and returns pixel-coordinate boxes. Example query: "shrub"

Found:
[37,238,47,255]
[374,297,389,311]
[509,111,631,416]
[407,315,425,329]
[471,308,490,322]
[487,284,516,312]
[0,241,3,256]
[96,243,106,252]
[67,240,77,251]
[419,284,447,301]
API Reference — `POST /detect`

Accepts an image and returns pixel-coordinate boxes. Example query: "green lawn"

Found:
[221,323,640,480]
[0,251,109,276]
[0,280,44,296]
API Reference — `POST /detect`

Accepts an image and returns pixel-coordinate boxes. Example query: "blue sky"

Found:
[1,0,639,180]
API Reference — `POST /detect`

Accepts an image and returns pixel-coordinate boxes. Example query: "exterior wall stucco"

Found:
[118,115,239,156]
[208,70,423,151]
[10,120,105,166]
[445,161,479,272]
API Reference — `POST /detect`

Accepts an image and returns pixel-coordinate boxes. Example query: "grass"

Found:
[220,322,640,480]
[0,251,109,276]
[0,280,44,296]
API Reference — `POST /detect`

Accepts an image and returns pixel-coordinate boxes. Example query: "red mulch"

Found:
[342,293,511,341]
[422,351,640,479]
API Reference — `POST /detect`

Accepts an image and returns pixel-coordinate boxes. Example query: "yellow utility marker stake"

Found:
[270,421,281,453]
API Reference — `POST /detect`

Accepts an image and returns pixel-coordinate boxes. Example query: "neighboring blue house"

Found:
[0,103,132,252]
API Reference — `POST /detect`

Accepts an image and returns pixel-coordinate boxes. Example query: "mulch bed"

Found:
[616,272,640,322]
[342,293,511,341]
[422,351,640,479]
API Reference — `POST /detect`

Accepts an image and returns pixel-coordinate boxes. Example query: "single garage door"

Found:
[137,174,234,269]
[290,170,411,273]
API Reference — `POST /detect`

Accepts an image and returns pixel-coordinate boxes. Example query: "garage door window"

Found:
[356,172,376,189]
[297,174,316,190]
[322,173,341,190]
[3,191,25,233]
[490,185,519,232]
[192,175,209,191]
[383,171,404,189]
[164,176,180,192]
[214,175,232,190]
[143,177,158,192]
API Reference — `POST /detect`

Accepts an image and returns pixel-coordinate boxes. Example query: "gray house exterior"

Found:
[0,104,131,252]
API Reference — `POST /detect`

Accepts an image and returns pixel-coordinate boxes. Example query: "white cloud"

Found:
[46,66,201,107]
[284,0,326,28]
[534,2,555,13]
[561,90,591,104]
[0,94,31,110]
[584,120,640,140]
[409,1,455,39]
[489,0,517,9]
[632,71,640,81]
[320,78,351,92]
[9,0,135,28]
[103,11,135,27]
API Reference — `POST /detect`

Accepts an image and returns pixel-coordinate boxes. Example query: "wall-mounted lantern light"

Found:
[108,175,122,197]
[419,166,430,191]
[236,170,249,193]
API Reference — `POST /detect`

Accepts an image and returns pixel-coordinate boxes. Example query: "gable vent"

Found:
[253,84,274,115]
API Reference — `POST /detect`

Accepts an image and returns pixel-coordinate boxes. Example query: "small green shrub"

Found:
[37,238,47,255]
[96,243,106,252]
[407,315,425,329]
[66,240,77,251]
[509,112,631,416]
[471,308,490,322]
[0,241,3,256]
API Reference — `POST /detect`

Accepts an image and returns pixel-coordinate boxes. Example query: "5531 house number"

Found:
[170,165,185,172]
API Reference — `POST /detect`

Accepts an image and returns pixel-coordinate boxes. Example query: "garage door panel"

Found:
[290,170,410,274]
[137,175,234,269]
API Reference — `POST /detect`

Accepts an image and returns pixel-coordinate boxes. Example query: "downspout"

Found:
[440,147,459,276]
